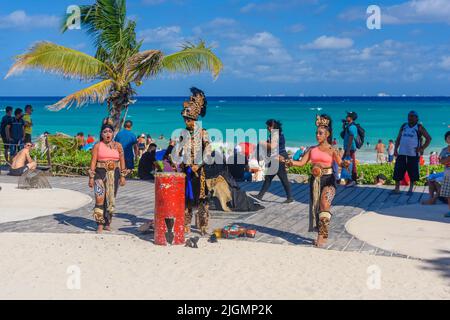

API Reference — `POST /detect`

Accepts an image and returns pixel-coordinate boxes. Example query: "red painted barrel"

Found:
[154,172,186,245]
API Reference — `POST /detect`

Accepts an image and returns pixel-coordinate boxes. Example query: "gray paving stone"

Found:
[0,175,427,258]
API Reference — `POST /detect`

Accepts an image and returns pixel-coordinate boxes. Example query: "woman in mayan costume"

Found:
[283,115,350,247]
[174,87,212,235]
[88,123,127,233]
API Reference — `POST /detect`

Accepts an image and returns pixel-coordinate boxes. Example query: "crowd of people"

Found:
[1,105,34,163]
[2,98,449,240]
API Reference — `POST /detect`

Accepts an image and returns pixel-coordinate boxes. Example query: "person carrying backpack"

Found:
[341,111,364,187]
[392,110,432,195]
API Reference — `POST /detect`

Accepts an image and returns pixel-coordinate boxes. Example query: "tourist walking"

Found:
[375,139,386,164]
[341,111,362,187]
[1,106,13,163]
[283,115,349,247]
[88,123,127,233]
[250,119,293,203]
[23,105,33,144]
[115,120,138,170]
[392,111,432,195]
[387,140,395,163]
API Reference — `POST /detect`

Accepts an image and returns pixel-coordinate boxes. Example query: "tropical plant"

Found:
[5,0,222,132]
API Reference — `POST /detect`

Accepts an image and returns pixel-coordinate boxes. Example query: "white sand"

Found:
[346,204,450,260]
[0,183,92,223]
[0,233,448,300]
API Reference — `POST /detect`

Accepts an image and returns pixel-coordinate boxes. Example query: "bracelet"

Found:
[88,169,95,179]
[120,169,128,178]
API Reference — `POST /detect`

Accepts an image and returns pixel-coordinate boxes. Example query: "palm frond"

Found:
[62,0,137,63]
[5,42,112,80]
[125,50,163,83]
[161,40,223,79]
[47,79,114,111]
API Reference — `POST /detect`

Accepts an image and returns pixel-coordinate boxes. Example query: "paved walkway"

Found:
[0,174,429,258]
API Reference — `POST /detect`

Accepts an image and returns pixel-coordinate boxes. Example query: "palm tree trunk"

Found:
[119,106,129,130]
[110,102,123,135]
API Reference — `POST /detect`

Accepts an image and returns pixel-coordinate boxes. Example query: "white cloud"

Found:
[208,18,238,28]
[192,18,241,40]
[340,0,450,25]
[243,32,281,47]
[228,32,292,65]
[0,10,59,29]
[139,26,186,50]
[286,23,305,33]
[240,0,318,13]
[440,56,450,70]
[301,36,354,50]
[225,32,294,81]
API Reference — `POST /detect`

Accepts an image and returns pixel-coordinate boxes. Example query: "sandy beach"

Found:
[0,232,448,300]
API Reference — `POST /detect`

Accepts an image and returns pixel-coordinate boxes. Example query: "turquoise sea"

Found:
[1,96,449,163]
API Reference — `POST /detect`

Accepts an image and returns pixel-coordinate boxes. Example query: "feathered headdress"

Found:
[181,87,207,121]
[315,115,330,128]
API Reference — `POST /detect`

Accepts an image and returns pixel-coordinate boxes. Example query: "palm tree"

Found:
[5,0,222,132]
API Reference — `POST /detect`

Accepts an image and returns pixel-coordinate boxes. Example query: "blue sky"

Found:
[1,0,450,96]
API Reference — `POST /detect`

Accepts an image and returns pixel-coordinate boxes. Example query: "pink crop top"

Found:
[310,147,333,167]
[97,142,120,161]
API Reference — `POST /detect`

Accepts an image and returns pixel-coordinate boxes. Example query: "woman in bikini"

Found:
[88,123,127,233]
[283,115,349,247]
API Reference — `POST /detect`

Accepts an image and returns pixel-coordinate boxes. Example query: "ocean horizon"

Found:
[1,96,449,163]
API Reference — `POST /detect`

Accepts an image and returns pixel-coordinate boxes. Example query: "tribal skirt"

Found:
[308,173,336,233]
[93,167,120,225]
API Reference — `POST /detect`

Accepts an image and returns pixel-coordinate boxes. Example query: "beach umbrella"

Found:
[238,142,256,157]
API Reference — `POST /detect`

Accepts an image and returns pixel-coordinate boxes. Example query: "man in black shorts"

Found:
[1,106,13,163]
[392,111,432,195]
[9,142,37,176]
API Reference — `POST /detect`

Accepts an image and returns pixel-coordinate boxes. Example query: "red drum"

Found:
[154,172,186,245]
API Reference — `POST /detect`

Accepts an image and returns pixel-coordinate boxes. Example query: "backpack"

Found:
[340,123,365,149]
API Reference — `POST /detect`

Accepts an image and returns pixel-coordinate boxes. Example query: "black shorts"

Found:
[8,166,28,176]
[24,134,32,144]
[393,155,420,182]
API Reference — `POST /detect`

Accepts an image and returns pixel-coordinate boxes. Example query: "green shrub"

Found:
[34,136,446,184]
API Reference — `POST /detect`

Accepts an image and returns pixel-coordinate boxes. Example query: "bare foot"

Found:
[104,225,111,231]
[314,235,327,248]
[97,224,104,234]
